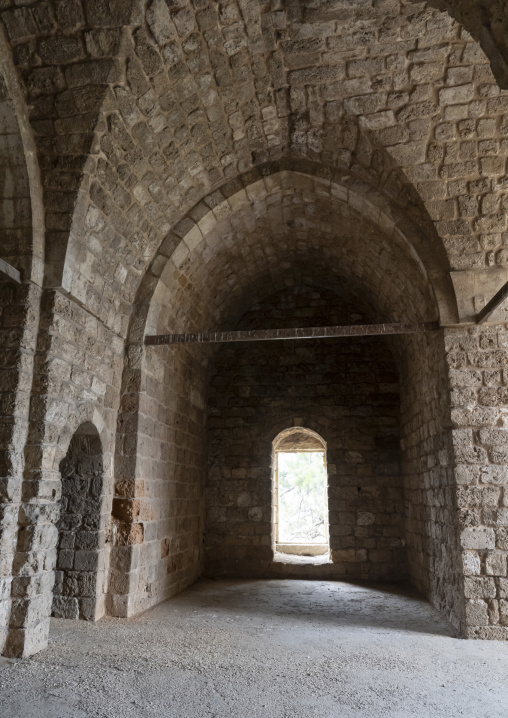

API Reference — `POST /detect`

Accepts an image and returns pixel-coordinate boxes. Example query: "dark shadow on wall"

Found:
[424,0,508,90]
[52,422,104,621]
[205,285,407,582]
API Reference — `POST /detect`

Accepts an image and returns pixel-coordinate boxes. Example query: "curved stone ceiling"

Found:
[0,26,43,284]
[143,171,444,344]
[424,0,508,89]
[1,1,508,328]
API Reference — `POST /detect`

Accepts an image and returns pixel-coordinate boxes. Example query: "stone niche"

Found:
[205,286,407,581]
[52,422,105,622]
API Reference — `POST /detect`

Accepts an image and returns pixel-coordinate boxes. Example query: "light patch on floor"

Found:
[1,580,507,718]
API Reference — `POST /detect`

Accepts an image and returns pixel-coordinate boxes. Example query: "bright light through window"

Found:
[277,451,327,545]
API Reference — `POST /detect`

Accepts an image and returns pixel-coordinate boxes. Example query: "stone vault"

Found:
[1,0,508,656]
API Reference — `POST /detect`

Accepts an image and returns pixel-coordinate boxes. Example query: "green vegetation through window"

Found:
[277,451,327,545]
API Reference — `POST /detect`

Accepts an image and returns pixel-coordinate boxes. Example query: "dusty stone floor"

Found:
[1,579,508,718]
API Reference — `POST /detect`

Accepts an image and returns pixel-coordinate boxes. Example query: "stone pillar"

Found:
[0,282,41,654]
[107,343,144,618]
[5,290,120,657]
[446,324,508,639]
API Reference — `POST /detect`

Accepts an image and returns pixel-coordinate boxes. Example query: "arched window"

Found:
[272,428,329,562]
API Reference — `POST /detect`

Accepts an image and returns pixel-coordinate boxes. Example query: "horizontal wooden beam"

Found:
[0,258,21,284]
[145,321,440,346]
[476,279,508,324]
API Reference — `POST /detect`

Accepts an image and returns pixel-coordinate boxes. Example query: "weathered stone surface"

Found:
[51,428,104,621]
[3,0,508,658]
[206,287,406,582]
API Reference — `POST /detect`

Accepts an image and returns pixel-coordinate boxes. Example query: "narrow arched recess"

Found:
[52,422,106,622]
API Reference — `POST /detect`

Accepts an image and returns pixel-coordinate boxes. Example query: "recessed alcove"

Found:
[205,285,407,582]
[4,0,508,667]
[52,422,105,622]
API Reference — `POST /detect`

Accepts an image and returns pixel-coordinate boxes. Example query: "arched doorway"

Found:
[52,422,105,621]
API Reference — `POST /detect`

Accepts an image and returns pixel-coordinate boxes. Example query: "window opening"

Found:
[273,428,330,564]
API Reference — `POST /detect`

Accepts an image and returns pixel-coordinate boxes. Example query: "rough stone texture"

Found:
[0,27,43,655]
[206,286,407,582]
[445,324,508,639]
[5,289,120,657]
[426,1,508,90]
[110,167,436,623]
[2,0,501,314]
[4,0,508,309]
[52,425,105,622]
[107,329,205,619]
[0,278,40,655]
[3,0,508,658]
[400,330,464,631]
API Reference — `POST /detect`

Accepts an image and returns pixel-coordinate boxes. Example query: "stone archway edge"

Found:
[145,322,441,346]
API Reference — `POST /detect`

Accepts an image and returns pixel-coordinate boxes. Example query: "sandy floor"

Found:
[1,579,508,718]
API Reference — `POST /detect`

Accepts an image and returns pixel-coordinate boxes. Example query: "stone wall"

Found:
[52,424,105,622]
[0,278,40,654]
[109,337,205,618]
[446,324,508,639]
[3,0,504,316]
[3,0,508,658]
[110,264,207,618]
[426,0,508,90]
[399,331,464,631]
[5,289,120,657]
[206,286,407,581]
[204,293,477,634]
[111,159,439,617]
[0,40,42,653]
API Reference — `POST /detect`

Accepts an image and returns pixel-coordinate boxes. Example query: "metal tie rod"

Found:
[0,257,21,284]
[476,279,508,324]
[145,321,440,346]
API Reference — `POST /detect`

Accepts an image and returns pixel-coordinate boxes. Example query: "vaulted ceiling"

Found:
[1,0,508,330]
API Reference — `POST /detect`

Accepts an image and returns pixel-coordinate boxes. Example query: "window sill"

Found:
[273,550,331,565]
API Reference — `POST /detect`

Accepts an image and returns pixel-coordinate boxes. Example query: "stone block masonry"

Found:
[52,427,105,622]
[400,330,464,631]
[446,325,508,639]
[3,0,508,657]
[0,43,43,654]
[206,286,407,582]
